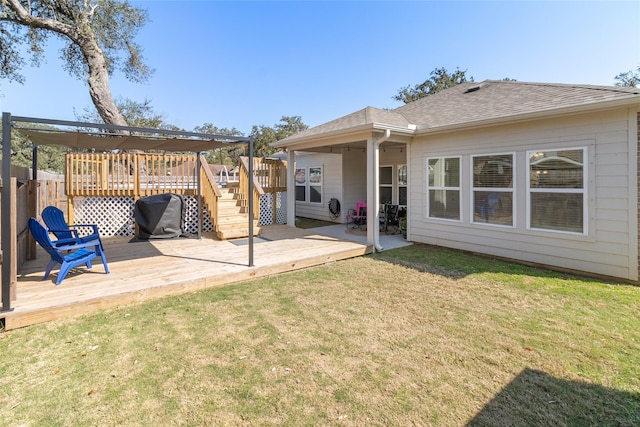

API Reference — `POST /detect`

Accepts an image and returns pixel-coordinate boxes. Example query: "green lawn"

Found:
[1,244,638,426]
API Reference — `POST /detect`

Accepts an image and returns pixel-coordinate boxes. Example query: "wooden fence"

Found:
[0,166,66,306]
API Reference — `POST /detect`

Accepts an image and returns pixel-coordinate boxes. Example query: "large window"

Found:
[527,148,585,234]
[427,157,460,220]
[472,154,514,226]
[295,166,323,204]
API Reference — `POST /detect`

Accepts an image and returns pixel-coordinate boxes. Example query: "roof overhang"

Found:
[414,96,640,136]
[271,123,414,152]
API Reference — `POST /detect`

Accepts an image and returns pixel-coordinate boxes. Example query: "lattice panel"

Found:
[275,192,287,224]
[259,192,287,225]
[73,196,213,237]
[74,197,135,237]
[183,196,213,234]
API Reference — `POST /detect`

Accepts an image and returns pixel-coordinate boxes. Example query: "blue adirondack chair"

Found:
[29,218,109,285]
[41,206,103,249]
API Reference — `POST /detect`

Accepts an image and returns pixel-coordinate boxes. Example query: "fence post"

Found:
[9,177,17,301]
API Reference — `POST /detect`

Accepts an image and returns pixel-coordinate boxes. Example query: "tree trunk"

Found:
[81,36,128,129]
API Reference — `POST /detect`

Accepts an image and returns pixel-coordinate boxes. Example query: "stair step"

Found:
[218,227,261,240]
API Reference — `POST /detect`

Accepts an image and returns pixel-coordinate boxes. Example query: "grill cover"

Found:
[134,193,185,239]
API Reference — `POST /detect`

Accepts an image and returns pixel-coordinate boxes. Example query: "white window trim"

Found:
[470,152,516,228]
[398,164,408,208]
[425,156,462,222]
[307,165,323,205]
[379,164,394,204]
[526,146,588,236]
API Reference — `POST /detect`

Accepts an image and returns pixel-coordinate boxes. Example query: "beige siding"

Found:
[294,152,343,222]
[341,150,367,222]
[408,108,639,280]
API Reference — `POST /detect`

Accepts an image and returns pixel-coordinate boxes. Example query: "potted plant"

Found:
[400,217,407,238]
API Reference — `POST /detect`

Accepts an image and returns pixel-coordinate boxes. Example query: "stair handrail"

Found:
[198,155,222,227]
[239,156,264,220]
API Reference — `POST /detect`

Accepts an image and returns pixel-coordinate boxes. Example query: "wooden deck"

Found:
[2,225,371,330]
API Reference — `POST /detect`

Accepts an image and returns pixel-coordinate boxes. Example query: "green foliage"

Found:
[0,123,68,173]
[615,66,640,88]
[393,66,473,104]
[250,116,308,158]
[76,97,171,130]
[194,123,246,165]
[0,0,152,85]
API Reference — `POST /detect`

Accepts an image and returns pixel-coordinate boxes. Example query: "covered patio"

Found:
[3,224,371,330]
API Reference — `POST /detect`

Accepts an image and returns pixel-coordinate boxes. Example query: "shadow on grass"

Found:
[295,217,337,229]
[467,368,640,426]
[371,243,629,285]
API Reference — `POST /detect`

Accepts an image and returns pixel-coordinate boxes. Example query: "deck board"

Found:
[2,225,371,330]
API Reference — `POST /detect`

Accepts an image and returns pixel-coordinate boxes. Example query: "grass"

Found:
[1,244,639,426]
[294,216,337,229]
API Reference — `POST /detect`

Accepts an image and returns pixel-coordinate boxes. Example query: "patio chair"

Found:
[381,204,400,234]
[345,202,367,230]
[42,206,103,249]
[29,218,109,285]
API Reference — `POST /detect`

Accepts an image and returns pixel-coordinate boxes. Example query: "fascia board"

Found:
[272,123,415,150]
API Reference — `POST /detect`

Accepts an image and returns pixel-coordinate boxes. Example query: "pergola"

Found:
[1,112,255,313]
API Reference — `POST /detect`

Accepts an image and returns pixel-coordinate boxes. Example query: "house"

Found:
[271,80,640,281]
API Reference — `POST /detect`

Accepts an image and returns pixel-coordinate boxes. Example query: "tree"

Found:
[76,97,172,130]
[393,67,473,104]
[0,0,152,126]
[0,123,68,172]
[250,116,308,158]
[193,123,245,165]
[615,67,640,88]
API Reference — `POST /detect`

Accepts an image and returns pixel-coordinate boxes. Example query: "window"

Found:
[295,168,306,202]
[527,148,585,234]
[427,157,460,220]
[379,166,393,204]
[398,165,407,207]
[308,167,323,204]
[472,154,514,226]
[295,166,323,204]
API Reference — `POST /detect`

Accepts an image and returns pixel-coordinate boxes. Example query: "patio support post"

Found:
[368,129,391,252]
[2,112,14,312]
[286,149,296,227]
[366,138,375,248]
[248,137,254,267]
[196,153,202,239]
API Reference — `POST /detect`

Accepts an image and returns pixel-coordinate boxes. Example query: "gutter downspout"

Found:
[367,128,391,252]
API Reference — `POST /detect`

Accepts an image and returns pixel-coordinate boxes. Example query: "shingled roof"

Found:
[275,80,640,146]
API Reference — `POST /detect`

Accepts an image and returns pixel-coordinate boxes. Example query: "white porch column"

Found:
[286,149,296,227]
[366,138,376,247]
[367,129,391,251]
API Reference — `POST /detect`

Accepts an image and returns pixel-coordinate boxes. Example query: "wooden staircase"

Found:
[212,182,261,240]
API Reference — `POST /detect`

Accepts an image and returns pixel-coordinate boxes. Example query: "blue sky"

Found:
[1,1,639,135]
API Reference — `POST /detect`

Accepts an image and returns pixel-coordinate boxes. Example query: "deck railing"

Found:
[65,153,199,197]
[65,153,287,224]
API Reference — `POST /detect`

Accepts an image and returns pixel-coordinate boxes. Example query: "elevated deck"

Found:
[2,225,371,330]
